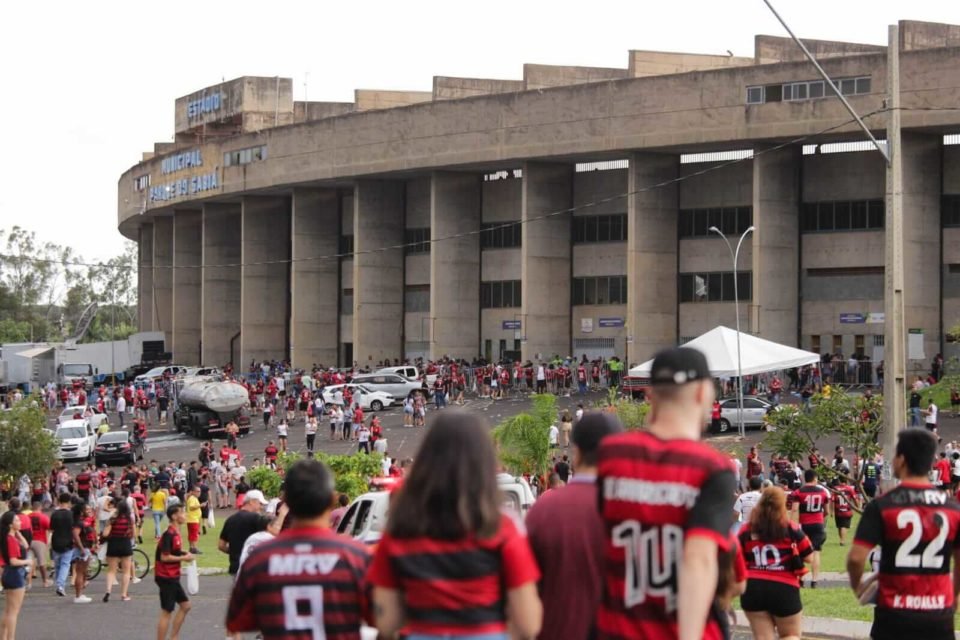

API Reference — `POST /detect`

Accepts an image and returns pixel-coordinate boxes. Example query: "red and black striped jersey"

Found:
[737,521,812,586]
[789,485,831,525]
[155,525,184,579]
[596,430,737,640]
[832,484,858,518]
[226,527,372,640]
[854,483,960,624]
[366,513,540,637]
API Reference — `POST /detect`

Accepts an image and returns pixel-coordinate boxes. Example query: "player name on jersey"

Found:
[268,549,340,576]
[892,594,947,610]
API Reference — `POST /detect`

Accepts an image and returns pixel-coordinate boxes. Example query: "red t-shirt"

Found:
[832,485,858,518]
[1,534,23,567]
[367,514,539,636]
[738,521,812,586]
[790,485,831,525]
[934,459,952,487]
[155,525,184,579]
[29,511,50,542]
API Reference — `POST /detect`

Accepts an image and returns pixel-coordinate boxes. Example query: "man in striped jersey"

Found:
[226,459,372,639]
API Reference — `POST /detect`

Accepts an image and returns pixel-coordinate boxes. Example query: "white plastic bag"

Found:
[185,559,199,595]
[97,545,107,562]
[207,508,215,529]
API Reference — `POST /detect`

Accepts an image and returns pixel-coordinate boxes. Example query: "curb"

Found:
[197,567,228,576]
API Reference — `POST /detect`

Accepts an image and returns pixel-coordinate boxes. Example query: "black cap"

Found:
[572,412,623,454]
[650,347,711,386]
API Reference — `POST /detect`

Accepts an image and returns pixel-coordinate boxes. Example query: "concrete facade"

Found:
[353,180,405,365]
[200,204,241,367]
[172,210,202,365]
[124,22,960,371]
[240,197,291,365]
[290,188,340,369]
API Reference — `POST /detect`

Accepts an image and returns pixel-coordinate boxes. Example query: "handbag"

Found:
[185,559,199,595]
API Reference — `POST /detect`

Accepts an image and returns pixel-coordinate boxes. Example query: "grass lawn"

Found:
[136,509,230,572]
[920,374,960,410]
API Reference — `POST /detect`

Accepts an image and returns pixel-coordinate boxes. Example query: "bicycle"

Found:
[85,547,151,581]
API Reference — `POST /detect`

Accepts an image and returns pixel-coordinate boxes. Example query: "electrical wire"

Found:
[0,106,904,272]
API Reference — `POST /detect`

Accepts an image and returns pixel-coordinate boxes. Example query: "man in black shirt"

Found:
[218,490,274,575]
[49,493,75,597]
[554,454,571,483]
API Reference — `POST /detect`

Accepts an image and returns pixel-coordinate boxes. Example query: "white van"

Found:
[55,419,98,461]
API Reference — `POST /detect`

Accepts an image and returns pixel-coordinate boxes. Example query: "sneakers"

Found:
[132,577,142,584]
[56,588,66,597]
[74,595,92,604]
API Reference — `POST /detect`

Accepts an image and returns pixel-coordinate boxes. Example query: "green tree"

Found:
[596,387,650,430]
[764,388,882,484]
[0,398,59,483]
[492,394,556,477]
[245,451,384,501]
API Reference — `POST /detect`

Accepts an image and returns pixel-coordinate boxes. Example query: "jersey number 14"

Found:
[612,520,683,612]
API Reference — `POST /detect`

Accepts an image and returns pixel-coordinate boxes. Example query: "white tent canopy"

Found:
[628,326,820,378]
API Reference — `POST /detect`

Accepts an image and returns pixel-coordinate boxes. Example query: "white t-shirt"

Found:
[373,439,387,454]
[238,531,275,575]
[548,425,559,445]
[926,404,939,425]
[381,457,392,476]
[276,422,288,437]
[575,408,584,422]
[734,490,762,522]
[97,495,114,521]
[358,427,370,443]
[537,367,546,381]
[732,458,743,480]
[305,420,318,435]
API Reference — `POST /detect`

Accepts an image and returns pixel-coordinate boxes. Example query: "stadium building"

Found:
[119,20,960,375]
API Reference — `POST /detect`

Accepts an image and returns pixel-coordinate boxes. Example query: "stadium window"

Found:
[573,214,627,244]
[480,280,521,309]
[747,86,765,104]
[679,206,752,237]
[481,222,521,249]
[747,77,868,105]
[801,199,884,232]
[339,235,354,255]
[404,228,430,255]
[679,272,752,302]
[943,195,960,227]
[571,276,627,305]
[224,145,267,168]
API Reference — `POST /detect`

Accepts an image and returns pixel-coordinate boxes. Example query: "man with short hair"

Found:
[155,504,195,640]
[226,460,372,639]
[596,347,736,640]
[734,476,764,526]
[924,399,940,440]
[527,412,622,640]
[831,478,860,546]
[790,469,832,588]
[28,500,52,588]
[49,493,75,597]
[218,490,274,576]
[185,485,203,555]
[848,429,960,640]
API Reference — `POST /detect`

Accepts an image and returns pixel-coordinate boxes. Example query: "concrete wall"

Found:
[572,245,626,277]
[482,177,522,221]
[803,152,885,201]
[294,101,354,123]
[572,168,627,277]
[802,231,884,269]
[481,310,522,360]
[680,303,738,339]
[430,172,481,359]
[679,238,753,273]
[175,77,294,135]
[627,152,678,363]
[290,188,339,368]
[201,204,241,367]
[523,64,628,89]
[152,218,174,346]
[629,50,753,77]
[571,305,627,360]
[754,35,885,64]
[900,133,942,365]
[353,180,405,365]
[240,197,291,364]
[900,20,960,51]
[521,162,572,361]
[354,90,432,111]
[751,145,800,345]
[138,224,154,333]
[172,210,202,365]
[945,228,960,265]
[433,77,524,100]
[481,250,521,281]
[679,161,753,208]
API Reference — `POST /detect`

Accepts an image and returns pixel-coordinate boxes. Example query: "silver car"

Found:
[716,396,773,432]
[351,373,428,400]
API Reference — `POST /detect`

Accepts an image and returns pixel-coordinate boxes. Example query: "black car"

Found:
[93,430,143,466]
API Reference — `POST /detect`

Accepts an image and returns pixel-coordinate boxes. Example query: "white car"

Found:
[135,365,187,383]
[182,366,222,378]
[715,396,774,432]
[55,419,98,461]
[351,374,429,401]
[375,366,438,386]
[321,384,394,412]
[57,406,87,425]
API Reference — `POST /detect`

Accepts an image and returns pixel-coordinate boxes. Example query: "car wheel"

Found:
[370,400,383,411]
[719,419,731,433]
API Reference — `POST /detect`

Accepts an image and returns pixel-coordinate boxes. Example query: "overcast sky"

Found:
[1,0,957,263]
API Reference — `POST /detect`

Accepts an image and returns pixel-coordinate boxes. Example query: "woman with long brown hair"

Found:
[737,487,813,640]
[0,510,32,639]
[102,499,135,602]
[368,411,543,640]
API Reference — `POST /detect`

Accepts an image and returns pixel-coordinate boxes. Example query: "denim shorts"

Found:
[1,566,26,590]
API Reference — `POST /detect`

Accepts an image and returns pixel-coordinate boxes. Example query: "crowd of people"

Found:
[3,346,960,640]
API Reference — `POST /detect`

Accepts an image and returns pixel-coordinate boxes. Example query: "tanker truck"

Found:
[173,378,251,439]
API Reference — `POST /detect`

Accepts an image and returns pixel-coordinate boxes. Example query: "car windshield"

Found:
[62,364,92,377]
[98,433,126,443]
[143,368,165,377]
[56,427,86,440]
[354,385,371,394]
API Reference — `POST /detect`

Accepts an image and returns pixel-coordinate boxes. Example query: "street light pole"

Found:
[710,225,755,438]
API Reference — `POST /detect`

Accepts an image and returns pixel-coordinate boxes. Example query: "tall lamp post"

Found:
[709,225,755,438]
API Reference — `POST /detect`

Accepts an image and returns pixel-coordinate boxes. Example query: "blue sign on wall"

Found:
[599,317,625,328]
[839,313,866,324]
[502,320,521,330]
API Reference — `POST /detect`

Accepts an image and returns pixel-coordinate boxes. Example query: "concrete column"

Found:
[626,152,679,364]
[290,188,340,369]
[751,145,801,346]
[152,218,174,345]
[241,196,292,366]
[201,203,241,367]
[172,210,202,365]
[430,172,481,360]
[353,180,404,365]
[521,162,572,362]
[900,133,942,371]
[138,223,154,333]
